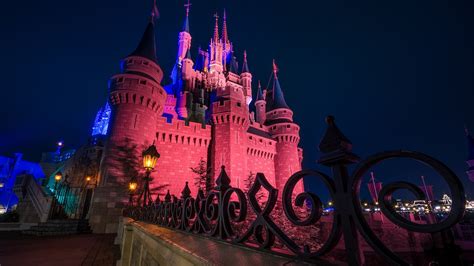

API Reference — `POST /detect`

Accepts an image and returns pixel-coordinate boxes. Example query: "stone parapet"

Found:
[116,217,329,266]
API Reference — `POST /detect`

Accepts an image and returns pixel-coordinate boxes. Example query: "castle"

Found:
[88,4,304,233]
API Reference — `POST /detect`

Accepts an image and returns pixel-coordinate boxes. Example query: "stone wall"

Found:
[116,217,320,266]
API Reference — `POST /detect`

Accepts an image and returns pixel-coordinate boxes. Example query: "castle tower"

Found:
[240,51,252,105]
[254,81,266,124]
[177,1,192,64]
[266,60,303,195]
[209,13,224,74]
[89,7,167,233]
[211,78,249,188]
[466,127,474,182]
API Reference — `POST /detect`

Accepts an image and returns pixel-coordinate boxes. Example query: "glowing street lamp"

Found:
[128,176,138,205]
[141,143,160,207]
[55,172,63,182]
[143,144,160,171]
[85,176,92,183]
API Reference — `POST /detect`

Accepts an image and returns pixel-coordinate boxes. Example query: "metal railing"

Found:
[123,116,466,265]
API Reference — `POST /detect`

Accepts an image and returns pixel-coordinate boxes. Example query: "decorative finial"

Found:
[318,115,359,165]
[181,181,191,199]
[215,165,231,191]
[184,0,192,17]
[243,50,247,60]
[258,80,261,89]
[165,189,171,202]
[326,115,335,126]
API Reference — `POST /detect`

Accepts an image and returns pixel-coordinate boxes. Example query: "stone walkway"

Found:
[0,232,120,266]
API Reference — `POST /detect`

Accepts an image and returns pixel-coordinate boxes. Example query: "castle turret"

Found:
[466,127,474,182]
[265,60,303,195]
[91,5,166,233]
[254,81,266,124]
[240,50,252,105]
[182,48,194,81]
[211,74,249,187]
[177,1,192,64]
[106,19,166,184]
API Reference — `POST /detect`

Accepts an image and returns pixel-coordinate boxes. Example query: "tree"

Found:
[190,158,212,195]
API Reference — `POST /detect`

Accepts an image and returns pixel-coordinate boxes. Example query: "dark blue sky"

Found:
[3,0,473,199]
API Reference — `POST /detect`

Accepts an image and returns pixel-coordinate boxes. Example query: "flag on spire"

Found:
[242,50,250,73]
[272,59,278,76]
[151,0,160,21]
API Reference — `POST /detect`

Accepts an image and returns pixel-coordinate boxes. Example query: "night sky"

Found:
[4,0,474,199]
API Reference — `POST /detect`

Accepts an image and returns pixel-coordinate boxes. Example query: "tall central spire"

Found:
[222,9,229,45]
[213,13,219,43]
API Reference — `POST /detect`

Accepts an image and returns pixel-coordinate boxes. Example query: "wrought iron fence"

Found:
[123,116,466,265]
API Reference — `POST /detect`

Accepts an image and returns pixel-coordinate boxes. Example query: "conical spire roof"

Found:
[129,21,157,62]
[183,0,191,32]
[229,53,239,73]
[213,13,219,43]
[185,48,192,60]
[241,50,250,73]
[270,60,289,110]
[256,80,264,101]
[183,15,190,33]
[222,9,229,45]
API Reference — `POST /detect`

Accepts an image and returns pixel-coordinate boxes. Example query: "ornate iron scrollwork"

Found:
[123,116,466,266]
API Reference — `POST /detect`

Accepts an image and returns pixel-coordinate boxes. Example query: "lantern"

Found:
[142,144,160,171]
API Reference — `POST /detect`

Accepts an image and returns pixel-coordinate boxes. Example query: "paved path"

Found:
[0,232,120,266]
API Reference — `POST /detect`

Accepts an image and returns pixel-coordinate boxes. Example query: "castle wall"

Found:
[211,96,249,188]
[153,117,211,196]
[245,126,277,188]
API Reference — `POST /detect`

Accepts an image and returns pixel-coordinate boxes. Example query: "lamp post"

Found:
[50,171,62,219]
[128,176,138,206]
[141,143,160,207]
[54,171,62,196]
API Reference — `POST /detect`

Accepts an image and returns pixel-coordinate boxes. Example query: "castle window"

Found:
[287,125,291,128]
[118,77,124,83]
[237,102,241,107]
[140,80,147,85]
[143,61,149,66]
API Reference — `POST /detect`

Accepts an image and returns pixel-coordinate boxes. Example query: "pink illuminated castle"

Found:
[89,4,303,233]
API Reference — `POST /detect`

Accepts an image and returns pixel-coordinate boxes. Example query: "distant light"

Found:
[57,141,63,147]
[0,182,4,188]
[435,206,441,210]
